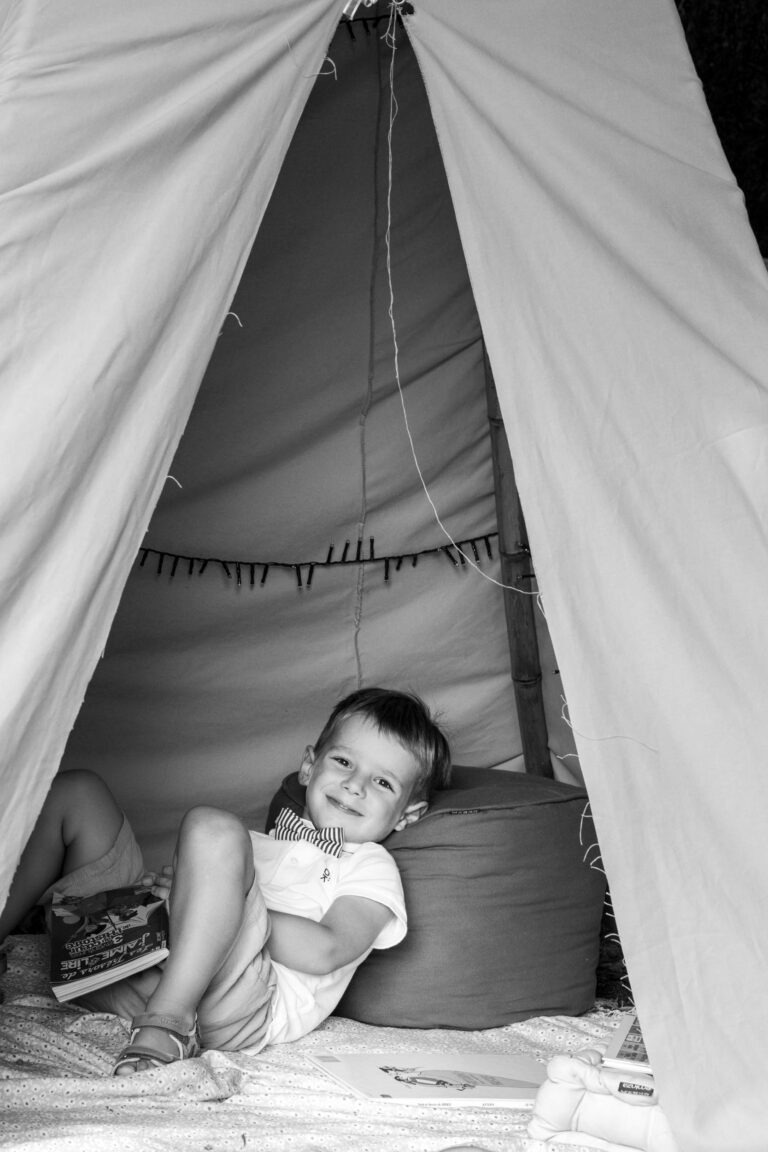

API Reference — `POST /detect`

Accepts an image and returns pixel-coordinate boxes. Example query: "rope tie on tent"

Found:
[342,1,412,30]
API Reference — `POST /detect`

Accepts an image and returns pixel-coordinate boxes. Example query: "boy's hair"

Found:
[314,687,452,803]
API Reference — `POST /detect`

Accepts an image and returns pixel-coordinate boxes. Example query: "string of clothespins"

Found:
[137,533,501,589]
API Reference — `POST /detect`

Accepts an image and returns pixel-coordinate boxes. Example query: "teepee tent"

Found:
[1,1,767,1148]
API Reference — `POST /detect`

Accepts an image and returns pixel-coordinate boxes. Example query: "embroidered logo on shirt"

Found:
[320,867,331,883]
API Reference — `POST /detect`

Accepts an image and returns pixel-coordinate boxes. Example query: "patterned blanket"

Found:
[0,935,620,1152]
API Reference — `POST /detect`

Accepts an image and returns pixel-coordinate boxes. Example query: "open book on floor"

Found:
[49,884,169,1002]
[307,1050,547,1107]
[602,1012,652,1075]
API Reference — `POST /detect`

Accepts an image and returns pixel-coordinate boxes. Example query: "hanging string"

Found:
[579,802,605,877]
[382,3,537,599]
[285,35,338,80]
[559,696,659,756]
[580,799,634,1007]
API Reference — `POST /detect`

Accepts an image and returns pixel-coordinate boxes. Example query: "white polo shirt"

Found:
[249,826,407,1045]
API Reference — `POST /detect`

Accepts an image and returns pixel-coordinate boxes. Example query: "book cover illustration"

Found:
[307,1051,546,1107]
[49,885,169,1002]
[603,1013,652,1074]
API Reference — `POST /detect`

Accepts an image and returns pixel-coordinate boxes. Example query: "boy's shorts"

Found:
[39,815,146,905]
[42,813,278,1053]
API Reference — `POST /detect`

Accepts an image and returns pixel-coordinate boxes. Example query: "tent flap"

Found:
[0,0,342,903]
[408,1,768,1148]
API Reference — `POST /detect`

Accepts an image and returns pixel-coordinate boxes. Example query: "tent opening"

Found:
[57,8,578,870]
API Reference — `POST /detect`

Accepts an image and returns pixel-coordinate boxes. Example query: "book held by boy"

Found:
[49,884,169,1002]
[307,1050,547,1107]
[602,1012,652,1075]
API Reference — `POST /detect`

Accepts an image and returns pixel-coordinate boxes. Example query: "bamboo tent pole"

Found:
[484,349,552,776]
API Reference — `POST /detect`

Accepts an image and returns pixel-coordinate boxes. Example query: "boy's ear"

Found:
[298,745,315,785]
[393,798,428,832]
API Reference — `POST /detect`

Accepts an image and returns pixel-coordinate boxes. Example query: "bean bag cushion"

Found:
[265,766,605,1030]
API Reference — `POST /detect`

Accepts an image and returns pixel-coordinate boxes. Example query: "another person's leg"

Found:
[0,770,125,943]
[114,806,255,1075]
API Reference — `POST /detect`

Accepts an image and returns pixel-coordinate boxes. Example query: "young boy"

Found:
[0,688,451,1074]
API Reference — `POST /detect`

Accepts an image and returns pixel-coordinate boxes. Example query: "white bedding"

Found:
[0,936,622,1152]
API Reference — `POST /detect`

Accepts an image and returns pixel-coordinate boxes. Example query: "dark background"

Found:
[676,0,768,253]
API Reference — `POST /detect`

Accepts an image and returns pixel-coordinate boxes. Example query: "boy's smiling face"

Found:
[299,715,426,844]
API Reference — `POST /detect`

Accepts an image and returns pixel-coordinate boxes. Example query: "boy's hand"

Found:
[141,865,174,901]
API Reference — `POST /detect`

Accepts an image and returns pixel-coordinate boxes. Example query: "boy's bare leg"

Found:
[114,806,254,1075]
[0,770,124,943]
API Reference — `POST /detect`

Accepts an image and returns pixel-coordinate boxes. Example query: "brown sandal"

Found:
[113,1012,200,1075]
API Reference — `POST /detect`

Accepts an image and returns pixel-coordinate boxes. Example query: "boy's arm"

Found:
[267,896,393,975]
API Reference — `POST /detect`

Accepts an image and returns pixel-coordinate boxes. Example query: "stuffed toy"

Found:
[528,1049,679,1152]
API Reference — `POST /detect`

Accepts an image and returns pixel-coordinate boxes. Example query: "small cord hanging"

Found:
[580,799,635,1008]
[285,36,338,80]
[560,696,659,756]
[381,4,538,599]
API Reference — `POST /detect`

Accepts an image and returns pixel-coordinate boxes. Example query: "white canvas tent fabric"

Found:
[0,0,342,872]
[406,3,768,1149]
[1,1,767,1149]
